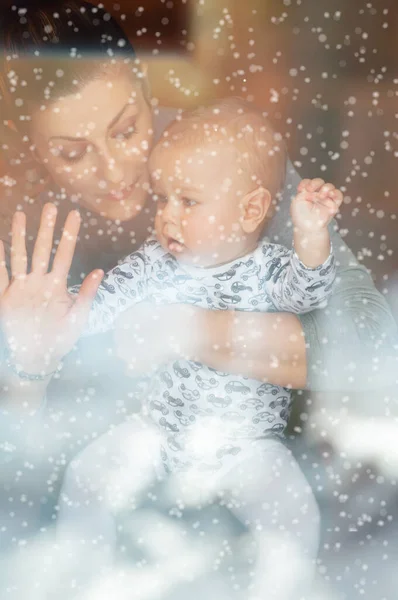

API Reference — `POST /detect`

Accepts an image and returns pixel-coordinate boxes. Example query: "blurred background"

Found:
[1,1,397,599]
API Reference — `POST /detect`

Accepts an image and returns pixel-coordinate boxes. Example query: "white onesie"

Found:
[72,236,336,474]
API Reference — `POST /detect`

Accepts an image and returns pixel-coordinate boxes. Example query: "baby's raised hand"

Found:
[291,178,343,233]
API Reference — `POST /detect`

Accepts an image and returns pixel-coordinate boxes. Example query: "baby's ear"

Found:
[241,187,272,233]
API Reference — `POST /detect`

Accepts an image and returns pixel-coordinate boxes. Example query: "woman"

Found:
[0,1,396,597]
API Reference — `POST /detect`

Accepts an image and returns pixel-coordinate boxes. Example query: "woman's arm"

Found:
[118,275,396,393]
[188,307,308,388]
[114,302,308,388]
[176,270,397,392]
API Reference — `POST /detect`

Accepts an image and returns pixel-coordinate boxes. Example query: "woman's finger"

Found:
[52,210,81,279]
[10,211,27,280]
[31,203,57,274]
[0,241,10,294]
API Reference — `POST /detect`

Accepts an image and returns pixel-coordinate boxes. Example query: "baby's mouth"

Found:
[167,236,185,254]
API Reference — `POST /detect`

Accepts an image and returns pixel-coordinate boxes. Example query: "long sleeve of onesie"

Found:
[259,242,336,314]
[68,241,156,335]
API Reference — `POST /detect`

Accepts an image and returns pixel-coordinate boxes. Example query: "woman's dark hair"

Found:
[0,1,142,161]
[0,1,136,59]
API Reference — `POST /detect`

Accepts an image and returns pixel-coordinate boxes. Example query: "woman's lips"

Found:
[105,183,134,202]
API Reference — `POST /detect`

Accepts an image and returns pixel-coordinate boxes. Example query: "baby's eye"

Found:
[182,197,197,208]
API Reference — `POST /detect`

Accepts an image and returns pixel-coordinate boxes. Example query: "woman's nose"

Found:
[100,151,124,186]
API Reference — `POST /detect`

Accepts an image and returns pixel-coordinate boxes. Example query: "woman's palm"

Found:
[0,205,102,373]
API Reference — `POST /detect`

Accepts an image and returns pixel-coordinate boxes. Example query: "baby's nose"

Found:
[162,197,180,223]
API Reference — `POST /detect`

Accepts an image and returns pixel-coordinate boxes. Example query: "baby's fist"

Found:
[291,178,343,233]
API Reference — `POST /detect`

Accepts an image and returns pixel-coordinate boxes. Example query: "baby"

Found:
[64,98,342,599]
[79,97,341,474]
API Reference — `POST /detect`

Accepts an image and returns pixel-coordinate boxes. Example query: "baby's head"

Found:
[150,98,286,267]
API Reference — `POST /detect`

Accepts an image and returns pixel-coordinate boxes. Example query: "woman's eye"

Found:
[58,146,89,163]
[61,149,87,163]
[154,193,167,204]
[182,197,197,208]
[113,124,136,141]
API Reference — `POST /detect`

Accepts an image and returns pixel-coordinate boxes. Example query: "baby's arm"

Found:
[291,178,343,268]
[261,244,336,313]
[260,178,342,312]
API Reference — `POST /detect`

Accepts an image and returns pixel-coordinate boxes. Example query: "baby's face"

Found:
[150,139,253,268]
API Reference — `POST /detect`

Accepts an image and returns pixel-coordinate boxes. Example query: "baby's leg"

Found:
[218,438,320,600]
[55,415,164,592]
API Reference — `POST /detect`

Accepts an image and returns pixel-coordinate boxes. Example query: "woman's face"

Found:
[29,70,154,221]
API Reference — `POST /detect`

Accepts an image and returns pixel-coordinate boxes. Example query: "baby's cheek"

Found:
[182,216,211,247]
[198,215,218,240]
[207,220,226,245]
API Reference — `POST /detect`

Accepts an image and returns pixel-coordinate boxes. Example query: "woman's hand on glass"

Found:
[0,203,103,375]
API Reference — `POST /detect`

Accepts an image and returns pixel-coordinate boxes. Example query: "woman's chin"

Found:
[83,190,148,221]
[108,199,146,222]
